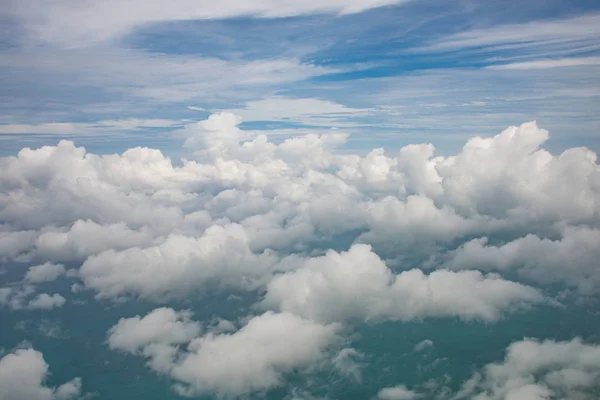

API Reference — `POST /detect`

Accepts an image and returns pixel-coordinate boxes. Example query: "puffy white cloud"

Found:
[262,244,544,323]
[0,286,66,310]
[35,220,157,262]
[170,312,340,397]
[25,262,66,283]
[454,337,600,400]
[108,307,201,354]
[434,122,600,223]
[53,378,83,400]
[0,348,82,400]
[440,225,600,293]
[108,309,341,397]
[0,230,39,261]
[27,293,66,310]
[80,223,280,301]
[1,115,599,306]
[378,385,422,400]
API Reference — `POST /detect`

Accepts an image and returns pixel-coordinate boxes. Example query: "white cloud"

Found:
[262,244,544,323]
[0,230,38,261]
[80,224,280,301]
[108,308,201,354]
[0,286,33,310]
[439,225,600,293]
[27,293,66,310]
[25,262,66,283]
[454,337,600,400]
[36,220,157,262]
[0,119,183,135]
[486,56,600,70]
[414,339,434,352]
[108,309,341,397]
[8,0,407,47]
[421,13,600,53]
[222,97,373,127]
[378,385,422,400]
[332,348,364,382]
[0,286,66,311]
[0,45,337,107]
[1,115,599,306]
[0,348,82,400]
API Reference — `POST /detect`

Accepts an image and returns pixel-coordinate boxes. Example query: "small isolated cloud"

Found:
[108,309,341,397]
[25,262,66,283]
[0,348,83,400]
[414,339,434,352]
[26,293,67,310]
[378,384,422,400]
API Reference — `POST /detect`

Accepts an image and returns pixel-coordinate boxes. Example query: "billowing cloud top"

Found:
[1,114,600,398]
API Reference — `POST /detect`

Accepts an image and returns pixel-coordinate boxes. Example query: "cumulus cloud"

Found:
[454,337,600,400]
[80,224,280,301]
[1,114,599,307]
[25,262,66,283]
[35,220,157,262]
[0,230,39,261]
[107,309,341,397]
[377,385,422,400]
[262,244,544,323]
[0,348,82,400]
[108,307,201,355]
[439,225,600,293]
[27,293,67,310]
[0,286,66,310]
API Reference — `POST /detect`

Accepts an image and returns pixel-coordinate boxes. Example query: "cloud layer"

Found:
[1,114,600,398]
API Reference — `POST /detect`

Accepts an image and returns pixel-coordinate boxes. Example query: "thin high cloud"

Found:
[420,13,600,55]
[1,1,598,145]
[6,0,409,47]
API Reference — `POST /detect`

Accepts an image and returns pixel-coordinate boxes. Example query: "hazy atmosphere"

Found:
[1,1,600,399]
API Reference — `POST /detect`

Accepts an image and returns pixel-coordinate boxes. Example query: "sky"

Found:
[1,1,600,400]
[1,0,599,156]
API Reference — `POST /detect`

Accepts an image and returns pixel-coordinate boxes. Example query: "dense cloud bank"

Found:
[1,113,600,397]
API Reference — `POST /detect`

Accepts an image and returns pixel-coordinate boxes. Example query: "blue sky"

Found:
[1,0,599,156]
